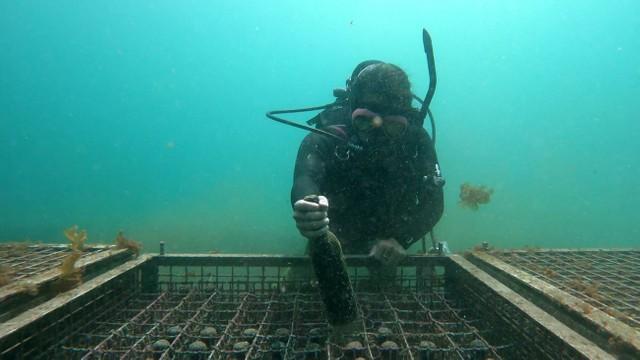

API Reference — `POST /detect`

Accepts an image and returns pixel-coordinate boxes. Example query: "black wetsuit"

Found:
[291,112,444,254]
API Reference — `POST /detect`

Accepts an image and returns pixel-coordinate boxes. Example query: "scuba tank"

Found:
[304,195,358,326]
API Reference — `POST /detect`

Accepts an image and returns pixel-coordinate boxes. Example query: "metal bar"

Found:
[282,292,300,360]
[161,290,219,359]
[125,287,199,359]
[29,288,130,359]
[53,290,138,358]
[383,293,414,360]
[243,292,275,359]
[213,292,256,356]
[359,293,375,360]
[87,292,168,356]
[150,253,450,267]
[498,248,638,253]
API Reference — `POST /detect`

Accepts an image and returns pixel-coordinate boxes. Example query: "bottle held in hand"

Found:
[304,195,358,326]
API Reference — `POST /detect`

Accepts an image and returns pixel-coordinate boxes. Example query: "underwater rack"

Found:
[2,246,637,359]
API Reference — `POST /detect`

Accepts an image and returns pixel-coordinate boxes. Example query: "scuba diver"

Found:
[268,29,445,281]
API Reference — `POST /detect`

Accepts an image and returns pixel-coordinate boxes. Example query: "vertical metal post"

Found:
[140,259,159,293]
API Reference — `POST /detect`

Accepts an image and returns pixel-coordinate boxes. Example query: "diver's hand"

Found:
[293,195,329,239]
[370,238,406,266]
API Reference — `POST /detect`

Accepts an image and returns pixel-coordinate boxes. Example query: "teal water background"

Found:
[1,1,639,254]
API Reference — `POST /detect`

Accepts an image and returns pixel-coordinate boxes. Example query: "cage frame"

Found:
[0,244,134,322]
[0,253,616,359]
[466,248,640,357]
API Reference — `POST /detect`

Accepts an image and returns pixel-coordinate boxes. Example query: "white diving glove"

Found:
[293,195,330,239]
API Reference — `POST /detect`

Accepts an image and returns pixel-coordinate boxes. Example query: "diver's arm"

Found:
[291,133,331,206]
[291,134,334,239]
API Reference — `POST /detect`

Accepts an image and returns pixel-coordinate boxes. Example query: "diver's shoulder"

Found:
[302,125,350,144]
[299,130,345,156]
[408,125,432,142]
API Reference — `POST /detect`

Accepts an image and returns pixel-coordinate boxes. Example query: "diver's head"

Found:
[348,62,414,142]
[349,62,413,114]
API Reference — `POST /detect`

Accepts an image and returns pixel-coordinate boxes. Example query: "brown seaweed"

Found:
[115,231,142,257]
[459,183,493,210]
[54,251,83,292]
[542,267,558,278]
[603,307,627,320]
[584,282,601,299]
[578,302,592,315]
[64,225,87,252]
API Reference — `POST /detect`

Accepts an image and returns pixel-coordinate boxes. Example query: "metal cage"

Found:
[0,244,132,322]
[0,253,617,359]
[466,248,640,358]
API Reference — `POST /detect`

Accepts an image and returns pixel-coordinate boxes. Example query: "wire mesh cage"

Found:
[0,244,108,284]
[0,243,133,322]
[0,254,614,359]
[466,248,640,358]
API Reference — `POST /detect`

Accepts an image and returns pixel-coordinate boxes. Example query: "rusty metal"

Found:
[467,249,640,358]
[0,254,616,359]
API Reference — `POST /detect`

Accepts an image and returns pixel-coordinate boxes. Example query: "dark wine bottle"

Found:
[305,195,358,326]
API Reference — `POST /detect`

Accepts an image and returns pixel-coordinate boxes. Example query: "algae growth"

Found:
[64,225,87,252]
[115,231,142,257]
[55,225,87,291]
[459,183,494,210]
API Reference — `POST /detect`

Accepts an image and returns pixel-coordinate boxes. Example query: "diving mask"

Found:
[351,108,409,138]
